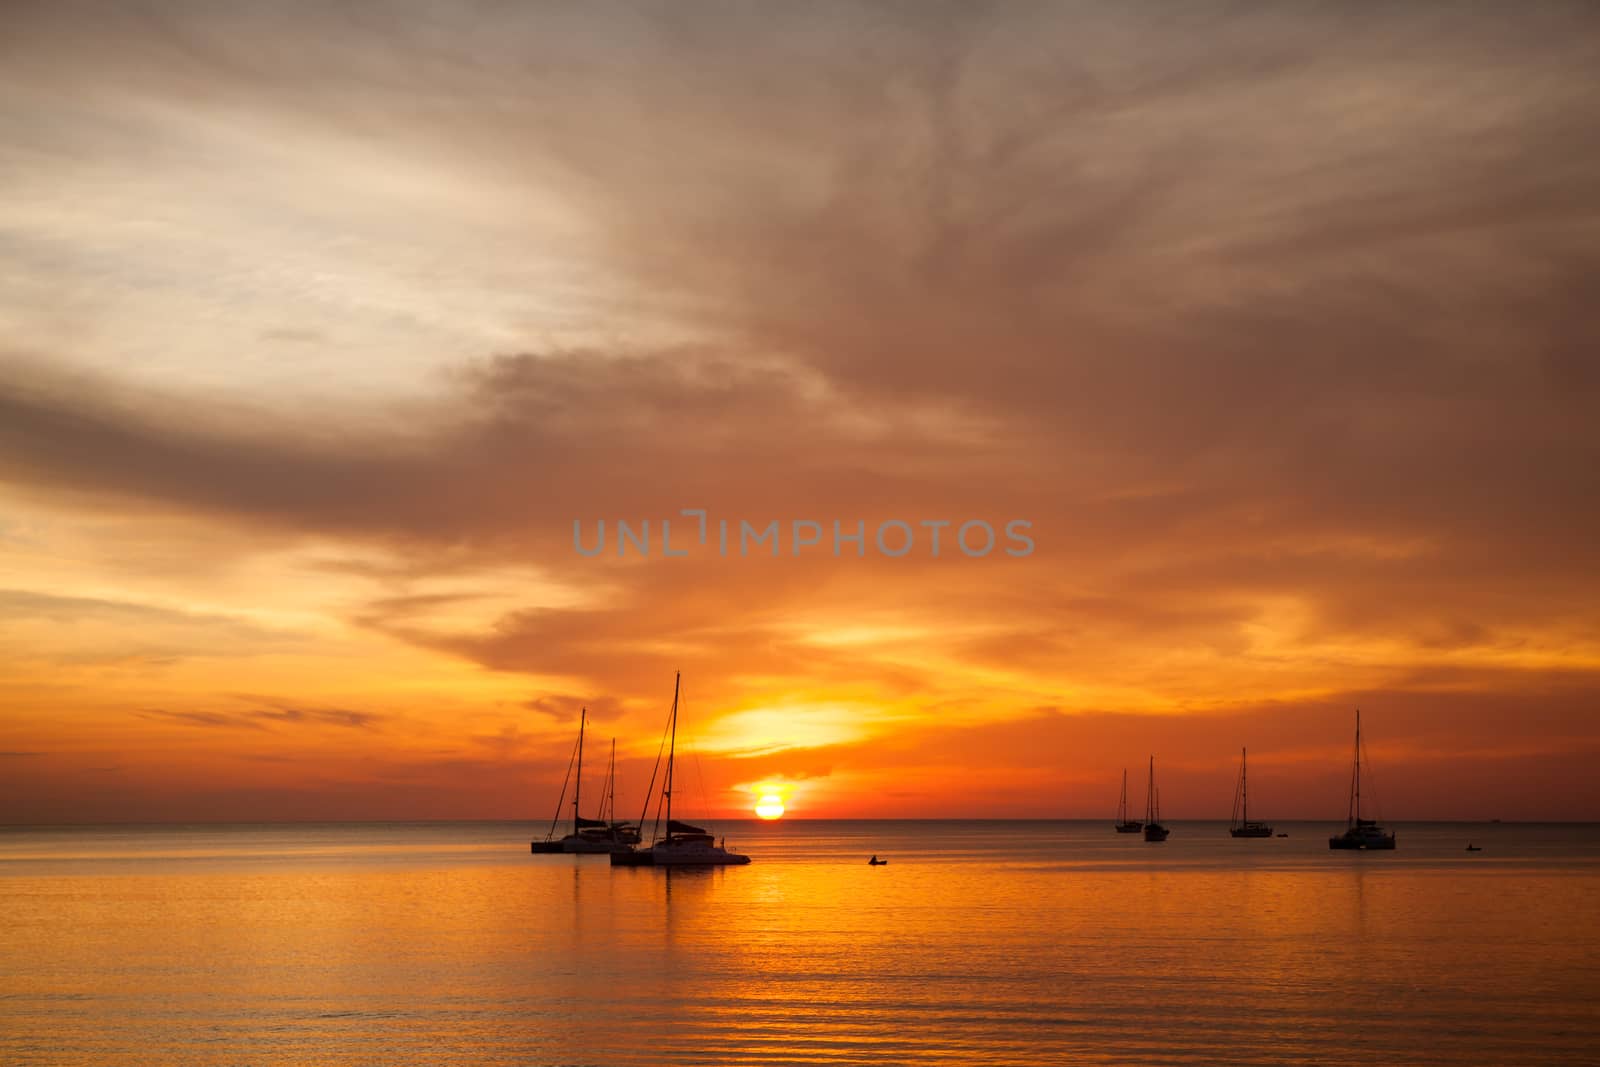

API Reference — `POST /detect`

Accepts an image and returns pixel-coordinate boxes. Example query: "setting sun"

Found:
[754,795,786,820]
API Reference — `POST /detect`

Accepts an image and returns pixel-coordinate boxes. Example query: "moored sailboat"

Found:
[531,707,615,854]
[1114,768,1143,833]
[594,738,642,846]
[611,672,750,867]
[1142,757,1170,841]
[1328,709,1396,851]
[1229,747,1274,838]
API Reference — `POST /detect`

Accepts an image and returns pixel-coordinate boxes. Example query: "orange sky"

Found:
[2,3,1598,823]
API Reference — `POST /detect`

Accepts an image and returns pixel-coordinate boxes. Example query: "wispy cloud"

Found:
[139,699,382,733]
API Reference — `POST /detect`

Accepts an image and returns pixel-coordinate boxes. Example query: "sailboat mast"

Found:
[574,707,586,834]
[607,738,616,824]
[1119,769,1128,822]
[1146,756,1155,824]
[665,671,680,835]
[1357,710,1364,819]
[1241,747,1248,823]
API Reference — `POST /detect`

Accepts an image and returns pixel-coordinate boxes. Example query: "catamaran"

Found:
[611,672,750,867]
[1143,756,1170,841]
[1328,709,1396,850]
[1114,768,1143,833]
[531,710,617,851]
[1229,747,1274,838]
[594,738,642,846]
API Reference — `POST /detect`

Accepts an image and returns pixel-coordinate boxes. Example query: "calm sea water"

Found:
[3,820,1598,1065]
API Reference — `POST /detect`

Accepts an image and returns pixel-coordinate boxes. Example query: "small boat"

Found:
[1229,747,1274,838]
[1328,709,1396,851]
[1466,844,1482,852]
[868,856,888,866]
[1276,833,1288,838]
[530,708,618,854]
[1143,757,1170,841]
[1114,768,1143,833]
[611,672,751,867]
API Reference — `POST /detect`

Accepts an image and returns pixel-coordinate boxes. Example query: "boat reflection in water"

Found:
[612,672,751,868]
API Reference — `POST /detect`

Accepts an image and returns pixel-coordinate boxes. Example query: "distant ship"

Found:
[1143,757,1170,841]
[1229,747,1274,838]
[612,672,751,867]
[531,710,617,857]
[1114,768,1143,833]
[1328,709,1396,851]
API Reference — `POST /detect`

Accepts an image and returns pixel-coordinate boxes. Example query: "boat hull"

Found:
[651,850,751,866]
[563,837,616,854]
[650,840,752,866]
[1143,824,1170,842]
[1230,823,1274,838]
[530,834,618,854]
[1328,829,1396,850]
[1114,822,1143,834]
[610,848,654,866]
[611,833,752,866]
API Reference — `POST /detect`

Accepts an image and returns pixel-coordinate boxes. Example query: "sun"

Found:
[754,794,786,820]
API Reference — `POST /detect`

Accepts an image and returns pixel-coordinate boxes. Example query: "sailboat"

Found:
[1114,768,1143,833]
[611,672,751,867]
[530,707,616,854]
[1142,757,1170,841]
[1328,709,1396,850]
[1229,747,1274,838]
[595,738,642,846]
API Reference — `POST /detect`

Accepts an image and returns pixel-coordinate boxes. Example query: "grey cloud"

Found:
[138,699,383,732]
[1,2,1596,715]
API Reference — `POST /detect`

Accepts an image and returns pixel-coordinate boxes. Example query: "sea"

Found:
[2,820,1598,1066]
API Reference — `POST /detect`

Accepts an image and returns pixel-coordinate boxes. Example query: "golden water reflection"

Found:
[3,821,1597,1064]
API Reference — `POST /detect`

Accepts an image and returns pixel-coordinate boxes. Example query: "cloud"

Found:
[138,709,271,732]
[0,586,305,667]
[240,704,382,731]
[1,3,1597,818]
[139,698,383,733]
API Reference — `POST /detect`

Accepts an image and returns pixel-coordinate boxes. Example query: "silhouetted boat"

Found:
[1143,757,1170,841]
[1328,709,1396,851]
[868,856,888,866]
[611,672,750,867]
[594,738,641,846]
[531,708,617,854]
[1229,747,1274,838]
[1114,768,1143,833]
[1466,844,1482,852]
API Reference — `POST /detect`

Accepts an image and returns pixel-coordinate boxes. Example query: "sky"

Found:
[2,1,1598,823]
